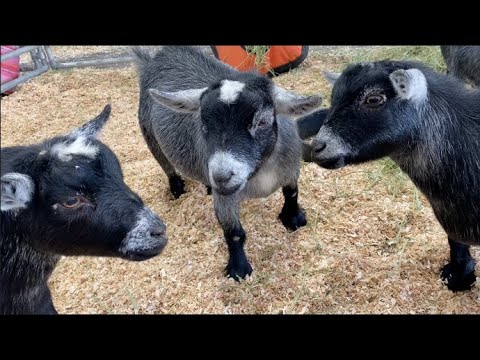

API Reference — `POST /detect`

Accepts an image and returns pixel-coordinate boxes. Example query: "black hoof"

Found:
[225,260,253,281]
[279,208,307,231]
[441,260,476,292]
[168,175,185,199]
[206,185,212,195]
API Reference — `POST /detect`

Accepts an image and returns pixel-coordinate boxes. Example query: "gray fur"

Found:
[322,71,341,86]
[133,46,321,279]
[441,46,480,87]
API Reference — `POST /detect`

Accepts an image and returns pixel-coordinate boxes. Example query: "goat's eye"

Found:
[61,197,81,208]
[363,94,386,108]
[257,119,269,128]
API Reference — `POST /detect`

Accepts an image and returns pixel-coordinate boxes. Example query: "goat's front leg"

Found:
[34,285,58,315]
[213,193,252,281]
[279,183,307,231]
[441,237,476,291]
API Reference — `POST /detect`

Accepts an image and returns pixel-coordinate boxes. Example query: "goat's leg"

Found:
[279,183,307,231]
[213,193,252,280]
[36,286,58,315]
[441,237,476,291]
[139,123,185,198]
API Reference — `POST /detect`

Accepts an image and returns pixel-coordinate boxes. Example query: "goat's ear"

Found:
[149,88,207,113]
[322,71,341,86]
[1,173,35,212]
[389,69,428,103]
[71,104,112,139]
[273,86,323,116]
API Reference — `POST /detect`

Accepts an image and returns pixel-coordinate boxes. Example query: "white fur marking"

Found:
[315,126,353,161]
[1,173,34,212]
[254,169,278,195]
[39,150,47,156]
[50,136,99,162]
[120,207,166,254]
[389,69,428,105]
[208,151,252,192]
[233,236,240,241]
[219,80,245,104]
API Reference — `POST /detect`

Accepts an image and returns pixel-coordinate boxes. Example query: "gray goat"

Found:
[441,46,480,87]
[133,46,323,280]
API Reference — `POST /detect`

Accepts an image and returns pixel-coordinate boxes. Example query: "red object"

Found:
[1,46,20,95]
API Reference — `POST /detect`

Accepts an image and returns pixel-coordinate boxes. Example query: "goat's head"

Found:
[149,73,322,195]
[311,61,430,169]
[1,105,167,261]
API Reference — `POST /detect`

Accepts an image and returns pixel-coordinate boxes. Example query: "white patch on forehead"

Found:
[389,68,428,105]
[219,80,245,104]
[50,136,99,162]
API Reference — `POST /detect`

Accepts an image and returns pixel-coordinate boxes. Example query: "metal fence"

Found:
[1,46,135,94]
[1,46,50,94]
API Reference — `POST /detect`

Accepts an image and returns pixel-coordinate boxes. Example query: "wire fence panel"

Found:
[1,46,50,94]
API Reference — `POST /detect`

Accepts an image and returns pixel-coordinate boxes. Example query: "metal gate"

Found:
[1,46,135,94]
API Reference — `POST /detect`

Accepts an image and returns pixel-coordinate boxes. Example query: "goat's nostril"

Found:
[313,142,327,154]
[149,225,166,239]
[213,171,234,185]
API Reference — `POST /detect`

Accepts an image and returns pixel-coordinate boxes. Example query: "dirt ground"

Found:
[1,46,479,314]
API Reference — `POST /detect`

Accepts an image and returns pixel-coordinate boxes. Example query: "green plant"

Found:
[352,46,447,72]
[244,45,270,69]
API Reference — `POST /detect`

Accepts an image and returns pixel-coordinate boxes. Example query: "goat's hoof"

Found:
[206,185,212,195]
[279,208,307,231]
[168,175,185,199]
[441,261,476,292]
[225,260,253,281]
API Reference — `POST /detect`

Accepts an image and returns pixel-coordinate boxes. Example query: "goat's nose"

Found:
[148,223,167,240]
[213,171,234,186]
[312,140,327,155]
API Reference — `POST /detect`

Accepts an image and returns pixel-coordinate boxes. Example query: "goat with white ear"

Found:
[307,60,480,292]
[133,46,324,281]
[1,105,168,314]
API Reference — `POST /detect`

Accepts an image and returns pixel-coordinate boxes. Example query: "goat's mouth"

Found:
[312,155,346,169]
[120,243,167,261]
[119,233,168,261]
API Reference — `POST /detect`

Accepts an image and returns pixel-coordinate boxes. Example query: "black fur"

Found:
[311,60,480,291]
[1,106,167,314]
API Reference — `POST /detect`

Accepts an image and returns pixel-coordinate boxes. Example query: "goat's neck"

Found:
[0,222,59,312]
[392,90,480,198]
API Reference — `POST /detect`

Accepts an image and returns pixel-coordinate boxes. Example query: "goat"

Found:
[309,60,479,291]
[441,46,480,87]
[1,105,168,314]
[133,46,323,280]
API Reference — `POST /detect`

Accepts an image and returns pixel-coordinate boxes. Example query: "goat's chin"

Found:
[212,183,243,196]
[119,245,166,262]
[313,156,346,169]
